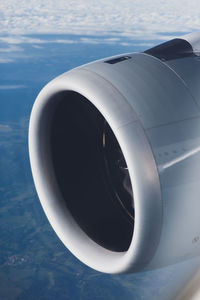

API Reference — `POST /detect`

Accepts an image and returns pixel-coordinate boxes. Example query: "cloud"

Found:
[0,36,120,45]
[0,58,14,63]
[0,36,49,44]
[0,0,199,39]
[0,124,12,132]
[0,35,151,49]
[0,85,27,89]
[0,45,22,52]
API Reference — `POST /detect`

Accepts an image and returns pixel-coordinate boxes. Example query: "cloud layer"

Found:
[0,0,200,39]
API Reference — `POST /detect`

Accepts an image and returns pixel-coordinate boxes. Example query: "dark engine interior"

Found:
[50,91,134,252]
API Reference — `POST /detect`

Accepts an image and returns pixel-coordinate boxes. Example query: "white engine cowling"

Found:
[29,32,200,274]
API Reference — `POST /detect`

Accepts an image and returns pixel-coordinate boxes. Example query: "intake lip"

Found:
[29,67,162,274]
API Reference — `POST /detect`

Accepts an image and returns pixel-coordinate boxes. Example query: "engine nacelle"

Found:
[29,32,200,274]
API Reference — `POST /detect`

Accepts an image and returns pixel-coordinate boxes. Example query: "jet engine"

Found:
[29,32,200,274]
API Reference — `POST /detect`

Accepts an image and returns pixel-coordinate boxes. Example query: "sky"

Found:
[0,0,200,40]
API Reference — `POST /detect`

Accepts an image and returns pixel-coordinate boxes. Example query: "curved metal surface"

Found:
[29,66,162,274]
